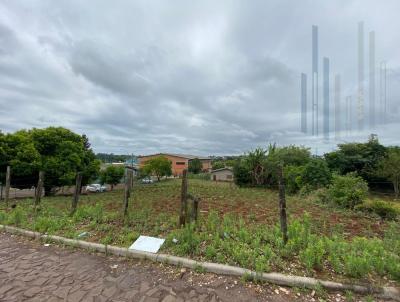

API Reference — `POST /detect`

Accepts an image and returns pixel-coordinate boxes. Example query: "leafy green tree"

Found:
[142,156,172,181]
[325,135,386,185]
[272,145,311,167]
[378,147,400,198]
[0,127,100,195]
[188,158,202,174]
[212,161,225,170]
[100,165,125,190]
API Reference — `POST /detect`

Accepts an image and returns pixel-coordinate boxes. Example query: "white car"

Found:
[86,184,107,192]
[141,177,154,184]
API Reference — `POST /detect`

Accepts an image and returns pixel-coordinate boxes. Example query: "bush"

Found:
[284,165,304,194]
[325,173,368,209]
[298,158,332,190]
[233,160,251,186]
[356,200,399,220]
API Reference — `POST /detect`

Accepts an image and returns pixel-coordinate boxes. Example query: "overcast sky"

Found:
[0,1,399,155]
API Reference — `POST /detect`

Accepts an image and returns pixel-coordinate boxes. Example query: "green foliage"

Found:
[324,134,387,185]
[212,161,225,170]
[33,216,66,234]
[188,158,202,174]
[356,200,399,220]
[0,127,100,194]
[100,165,124,189]
[284,159,331,194]
[245,147,267,186]
[284,165,304,194]
[168,223,201,256]
[233,159,252,186]
[142,156,172,180]
[270,145,311,167]
[377,147,400,198]
[325,174,369,209]
[298,158,332,190]
[96,153,131,163]
[7,207,26,226]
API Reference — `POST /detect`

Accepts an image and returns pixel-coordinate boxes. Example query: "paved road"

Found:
[0,232,379,302]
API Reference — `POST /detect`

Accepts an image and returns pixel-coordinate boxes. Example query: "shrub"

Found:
[356,200,399,220]
[298,158,332,190]
[8,207,25,226]
[284,165,304,194]
[233,159,251,186]
[299,238,325,271]
[325,173,368,209]
[33,216,65,233]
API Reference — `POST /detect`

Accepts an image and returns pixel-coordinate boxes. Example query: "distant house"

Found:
[210,167,234,182]
[100,157,139,175]
[138,153,211,176]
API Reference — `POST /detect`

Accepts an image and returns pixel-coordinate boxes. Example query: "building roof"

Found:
[211,167,233,173]
[138,153,210,160]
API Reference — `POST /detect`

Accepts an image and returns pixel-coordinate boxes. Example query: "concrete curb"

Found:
[1,224,399,301]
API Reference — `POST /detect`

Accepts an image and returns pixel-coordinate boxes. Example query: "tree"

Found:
[211,161,225,170]
[378,147,400,198]
[188,158,202,174]
[324,135,387,186]
[100,165,125,190]
[0,127,100,195]
[245,147,267,186]
[142,156,172,181]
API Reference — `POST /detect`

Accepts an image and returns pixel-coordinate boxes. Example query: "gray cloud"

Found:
[0,0,399,155]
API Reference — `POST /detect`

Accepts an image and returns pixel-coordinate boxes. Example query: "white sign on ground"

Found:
[128,235,165,253]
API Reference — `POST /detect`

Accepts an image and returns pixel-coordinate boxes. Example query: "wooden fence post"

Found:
[191,197,200,223]
[179,169,188,226]
[5,166,10,207]
[123,169,133,216]
[278,165,288,244]
[70,172,82,215]
[35,171,44,210]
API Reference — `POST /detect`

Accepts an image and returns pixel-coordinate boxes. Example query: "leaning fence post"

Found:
[70,172,82,215]
[5,166,10,207]
[35,171,44,210]
[278,165,288,244]
[179,169,188,226]
[123,169,133,216]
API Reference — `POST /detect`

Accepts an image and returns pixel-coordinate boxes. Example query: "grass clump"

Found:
[356,200,399,220]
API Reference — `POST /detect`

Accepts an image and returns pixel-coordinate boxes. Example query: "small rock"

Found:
[274,289,279,295]
[279,287,289,294]
[311,290,315,297]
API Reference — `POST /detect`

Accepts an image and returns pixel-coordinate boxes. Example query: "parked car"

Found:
[141,177,154,184]
[86,184,107,192]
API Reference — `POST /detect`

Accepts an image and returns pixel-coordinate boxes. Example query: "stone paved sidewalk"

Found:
[0,232,382,301]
